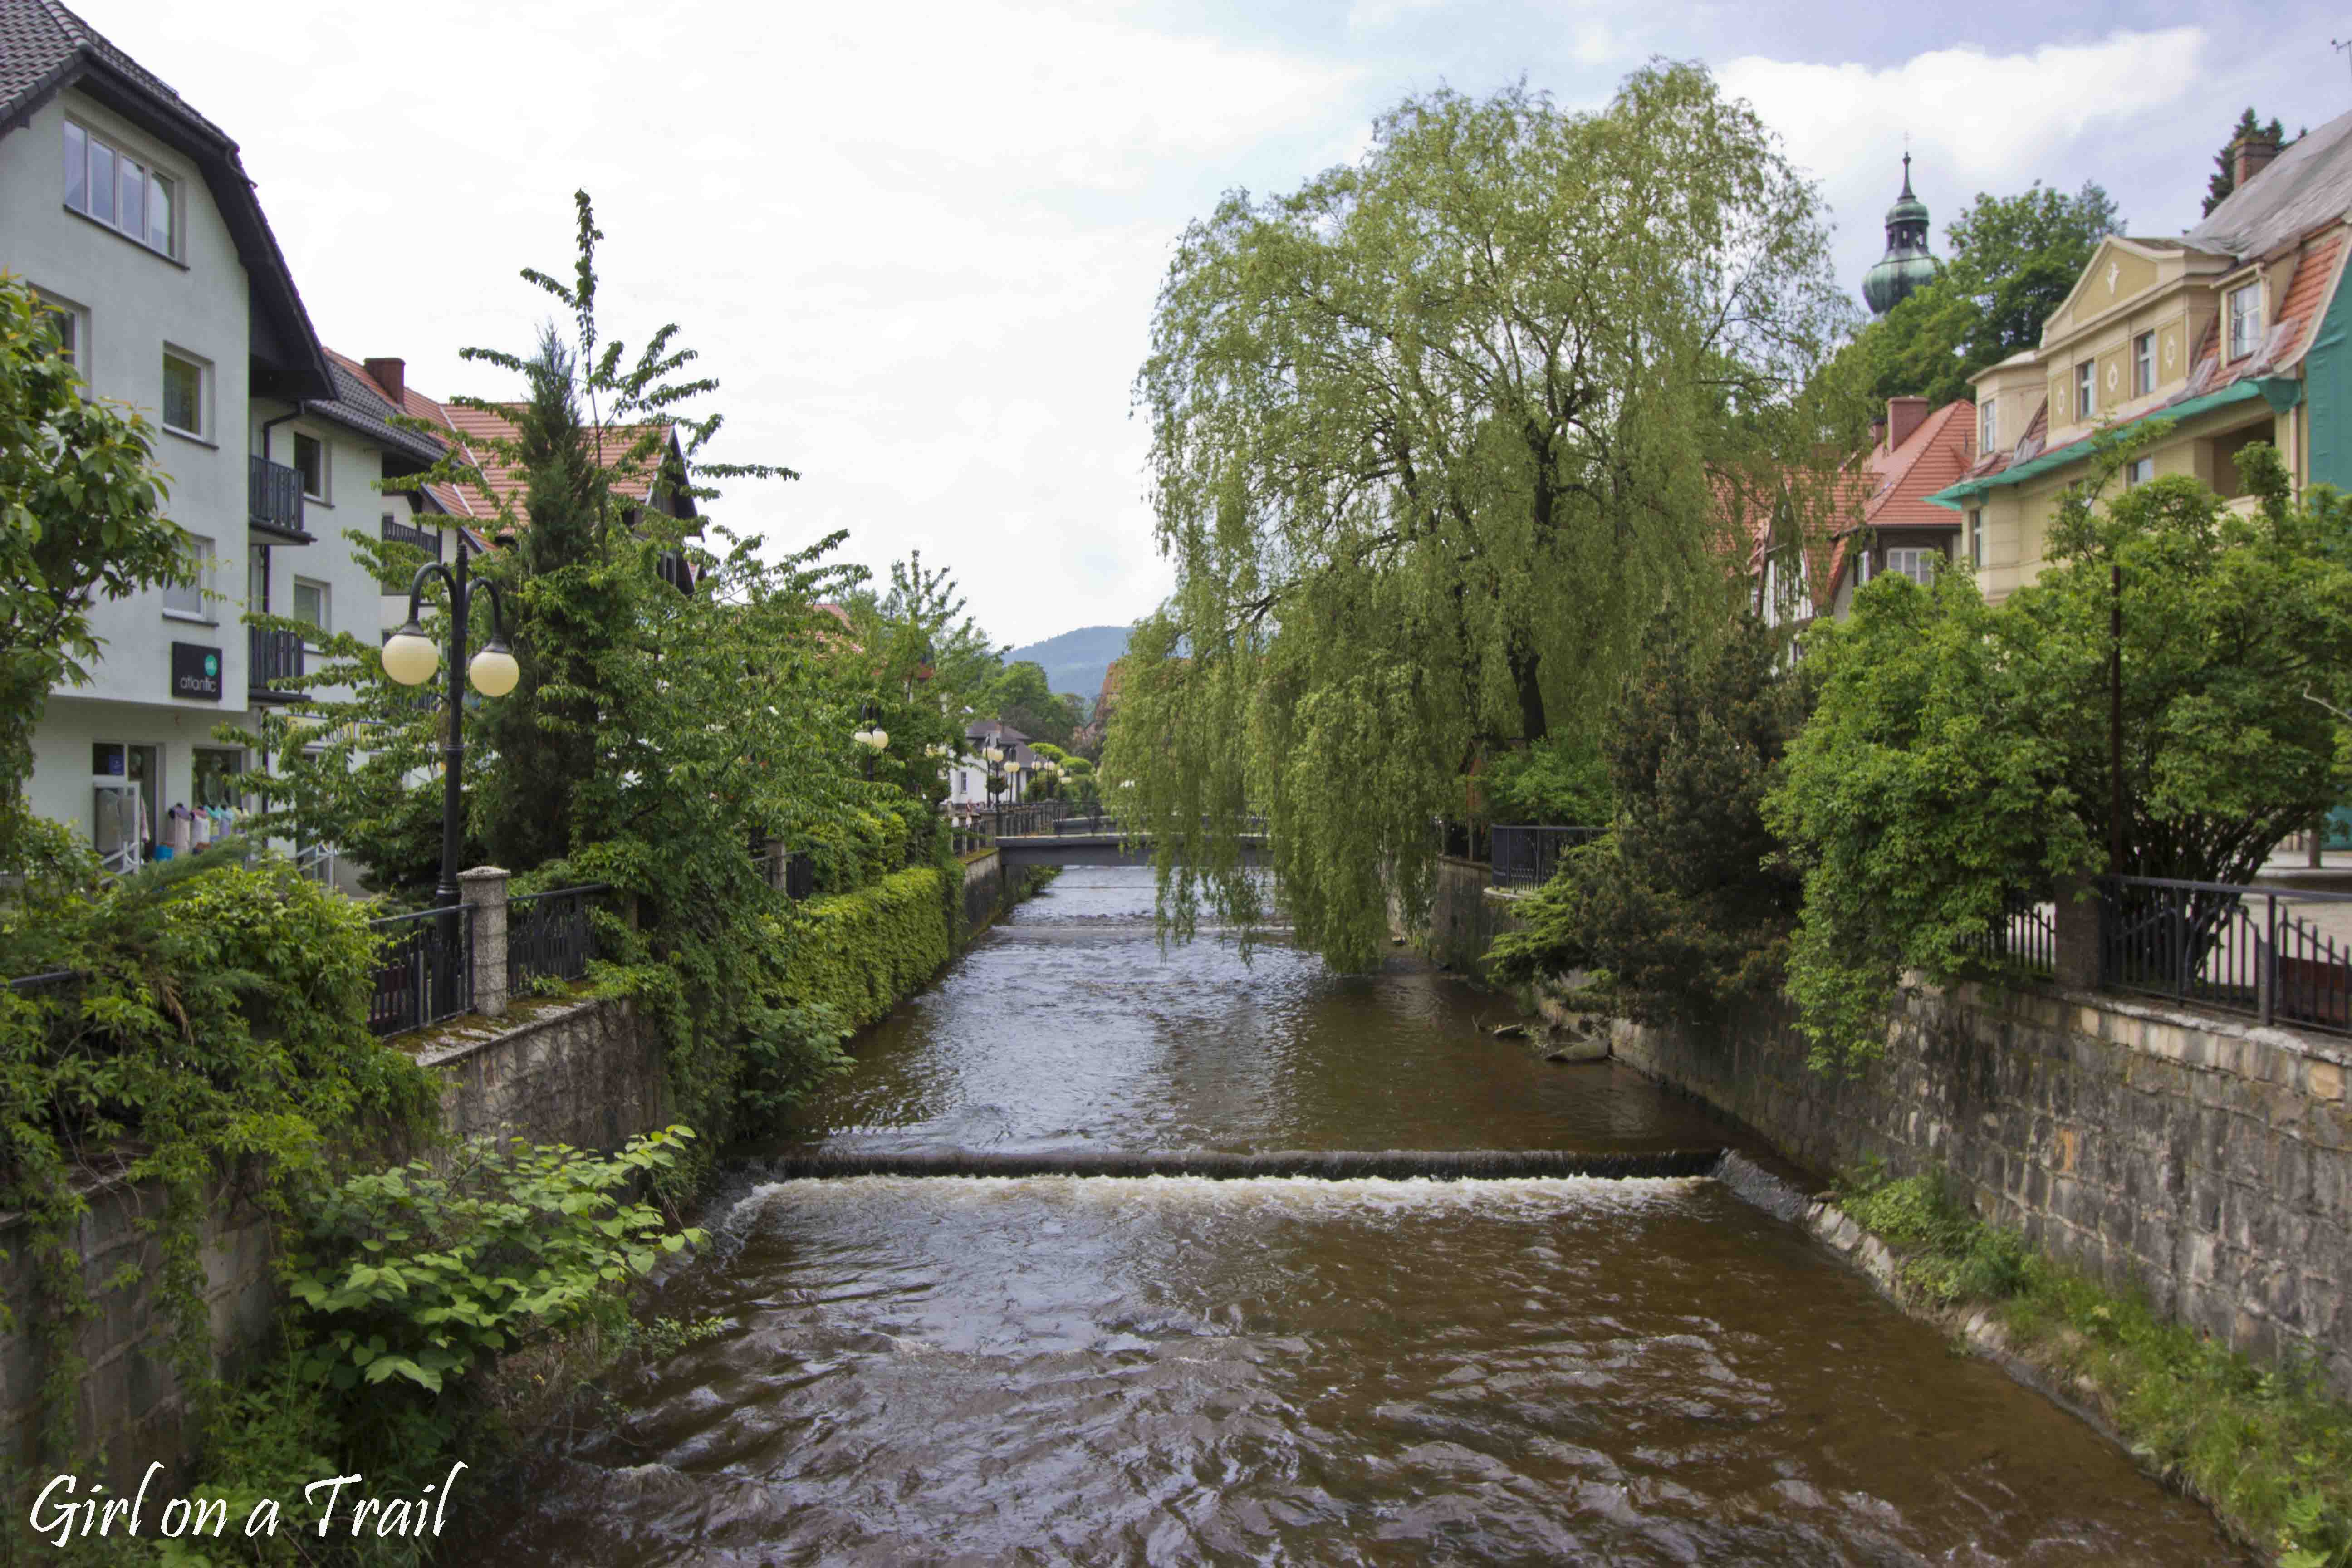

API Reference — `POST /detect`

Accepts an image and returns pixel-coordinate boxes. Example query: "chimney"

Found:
[1886,396,1929,451]
[2232,129,2282,191]
[363,356,406,406]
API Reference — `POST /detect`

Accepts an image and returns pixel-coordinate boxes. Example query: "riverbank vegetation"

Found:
[1105,63,1870,969]
[1838,1166,2352,1566]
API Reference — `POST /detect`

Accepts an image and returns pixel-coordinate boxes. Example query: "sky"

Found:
[74,0,2352,651]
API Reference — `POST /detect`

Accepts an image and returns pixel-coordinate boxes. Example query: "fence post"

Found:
[764,836,788,890]
[2053,875,2101,990]
[2261,891,2277,1026]
[461,866,510,1019]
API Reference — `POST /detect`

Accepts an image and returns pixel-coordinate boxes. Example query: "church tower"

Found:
[1862,152,1941,316]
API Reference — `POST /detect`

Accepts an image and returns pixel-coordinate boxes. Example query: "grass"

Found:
[1838,1165,2352,1568]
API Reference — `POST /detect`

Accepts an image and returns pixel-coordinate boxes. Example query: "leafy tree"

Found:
[1107,66,1863,968]
[2206,108,2289,215]
[1488,614,1811,1023]
[1767,437,2352,1070]
[985,659,1082,748]
[1475,730,1612,827]
[1850,182,2121,407]
[0,275,182,863]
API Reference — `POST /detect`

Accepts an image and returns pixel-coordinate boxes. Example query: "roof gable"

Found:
[2043,236,2197,345]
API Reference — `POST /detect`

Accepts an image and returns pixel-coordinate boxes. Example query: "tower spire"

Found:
[1863,143,1940,317]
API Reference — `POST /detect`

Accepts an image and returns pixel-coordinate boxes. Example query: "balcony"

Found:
[249,625,304,703]
[247,456,310,544]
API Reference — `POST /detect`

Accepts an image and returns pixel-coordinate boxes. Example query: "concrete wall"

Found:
[1417,856,1525,978]
[422,995,668,1153]
[961,848,1008,934]
[1616,980,2352,1396]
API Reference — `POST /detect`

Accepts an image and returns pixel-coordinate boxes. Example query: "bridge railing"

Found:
[1489,825,1607,890]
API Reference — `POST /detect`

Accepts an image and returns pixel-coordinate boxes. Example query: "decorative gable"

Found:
[2043,239,2170,344]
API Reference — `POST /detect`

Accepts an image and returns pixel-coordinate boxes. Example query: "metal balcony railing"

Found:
[248,456,307,540]
[248,625,304,702]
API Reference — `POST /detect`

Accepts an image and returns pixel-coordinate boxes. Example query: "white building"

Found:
[945,720,1044,811]
[0,1,451,878]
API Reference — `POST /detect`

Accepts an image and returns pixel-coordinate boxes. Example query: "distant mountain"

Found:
[1002,625,1130,717]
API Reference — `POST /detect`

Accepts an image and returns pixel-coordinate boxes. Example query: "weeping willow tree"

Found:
[1104,65,1865,970]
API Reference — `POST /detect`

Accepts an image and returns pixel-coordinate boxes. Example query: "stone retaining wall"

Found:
[1418,856,1524,978]
[1615,981,2352,1395]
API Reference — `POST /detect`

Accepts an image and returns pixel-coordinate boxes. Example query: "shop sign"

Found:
[170,642,222,701]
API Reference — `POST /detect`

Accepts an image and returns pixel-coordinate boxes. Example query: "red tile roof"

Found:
[1826,400,1975,598]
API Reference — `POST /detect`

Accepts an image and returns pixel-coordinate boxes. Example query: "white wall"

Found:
[0,89,255,709]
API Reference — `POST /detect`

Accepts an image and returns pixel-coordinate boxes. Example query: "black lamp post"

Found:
[382,542,516,910]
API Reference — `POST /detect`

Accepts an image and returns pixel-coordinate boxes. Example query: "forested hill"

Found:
[1003,625,1129,710]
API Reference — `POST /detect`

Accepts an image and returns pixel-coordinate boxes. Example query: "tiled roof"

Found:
[2187,108,2352,261]
[306,352,447,467]
[429,403,677,529]
[1825,401,1975,597]
[0,0,207,132]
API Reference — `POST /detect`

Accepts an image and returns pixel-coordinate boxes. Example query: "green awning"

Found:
[1925,376,2302,510]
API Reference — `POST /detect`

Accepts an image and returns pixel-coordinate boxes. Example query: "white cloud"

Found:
[1717,29,2209,302]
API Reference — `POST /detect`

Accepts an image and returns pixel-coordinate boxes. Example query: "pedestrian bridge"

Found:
[992,830,1266,869]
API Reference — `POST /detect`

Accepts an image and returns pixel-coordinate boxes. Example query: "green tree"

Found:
[1851,182,2121,407]
[985,659,1082,748]
[0,275,182,863]
[1107,66,1862,968]
[1489,614,1811,1022]
[2206,108,2289,216]
[1767,437,2352,1070]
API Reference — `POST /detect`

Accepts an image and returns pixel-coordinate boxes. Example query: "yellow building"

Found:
[1931,116,2352,598]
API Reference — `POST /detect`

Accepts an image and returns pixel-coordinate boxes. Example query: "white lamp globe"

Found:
[382,625,439,686]
[468,643,520,697]
[871,728,889,750]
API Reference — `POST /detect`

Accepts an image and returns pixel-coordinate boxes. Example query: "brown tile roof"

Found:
[1825,401,1974,598]
[429,403,678,531]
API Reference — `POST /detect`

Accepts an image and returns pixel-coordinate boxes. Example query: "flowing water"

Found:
[467,869,2247,1565]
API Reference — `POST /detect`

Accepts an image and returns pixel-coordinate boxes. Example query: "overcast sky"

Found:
[79,0,2352,648]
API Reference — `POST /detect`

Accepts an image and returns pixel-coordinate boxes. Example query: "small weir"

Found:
[464,867,2253,1565]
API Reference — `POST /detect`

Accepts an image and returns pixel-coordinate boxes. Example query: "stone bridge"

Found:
[992,832,1267,869]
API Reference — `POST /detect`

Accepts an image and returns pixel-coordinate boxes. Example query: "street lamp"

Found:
[383,547,514,910]
[852,699,889,780]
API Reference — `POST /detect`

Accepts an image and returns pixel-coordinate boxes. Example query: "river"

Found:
[466,868,2245,1565]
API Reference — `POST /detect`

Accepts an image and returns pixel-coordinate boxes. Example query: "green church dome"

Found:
[1863,152,1940,316]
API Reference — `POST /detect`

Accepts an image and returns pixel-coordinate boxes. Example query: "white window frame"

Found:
[2126,456,2155,488]
[161,348,209,440]
[2133,332,2155,397]
[63,119,181,259]
[1886,547,1938,586]
[2076,361,2096,420]
[292,577,330,640]
[2228,283,2264,361]
[1978,398,1996,453]
[293,431,329,503]
[32,289,87,372]
[162,533,214,621]
[1967,509,1984,572]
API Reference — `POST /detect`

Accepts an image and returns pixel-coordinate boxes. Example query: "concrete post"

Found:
[764,836,789,890]
[460,866,510,1019]
[2053,874,2100,992]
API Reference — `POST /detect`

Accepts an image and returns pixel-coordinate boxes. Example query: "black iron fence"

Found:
[247,455,305,537]
[249,625,304,702]
[1966,897,2058,979]
[508,884,605,991]
[1489,824,1606,889]
[369,905,473,1039]
[1433,818,1490,863]
[2100,874,2352,1035]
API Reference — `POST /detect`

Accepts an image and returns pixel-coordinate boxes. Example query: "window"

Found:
[161,350,206,437]
[2133,332,2155,397]
[293,433,327,502]
[1978,398,1997,453]
[1886,547,1939,585]
[292,578,329,636]
[2076,361,2096,420]
[1854,553,1872,588]
[1967,509,1984,572]
[163,534,212,618]
[2126,456,2155,487]
[33,294,84,369]
[2229,283,2264,361]
[63,120,177,256]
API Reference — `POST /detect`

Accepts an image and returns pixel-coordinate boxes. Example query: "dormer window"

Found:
[1978,398,1997,453]
[2228,283,2264,360]
[63,121,178,259]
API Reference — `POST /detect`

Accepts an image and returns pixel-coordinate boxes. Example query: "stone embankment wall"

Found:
[1418,856,1525,977]
[1616,981,2352,1396]
[8,849,1017,1481]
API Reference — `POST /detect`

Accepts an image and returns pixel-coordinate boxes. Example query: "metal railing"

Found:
[379,515,439,554]
[1967,897,2058,979]
[1433,818,1490,863]
[508,884,604,991]
[1489,824,1605,889]
[368,905,473,1039]
[248,455,306,538]
[249,625,305,701]
[2100,874,2352,1035]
